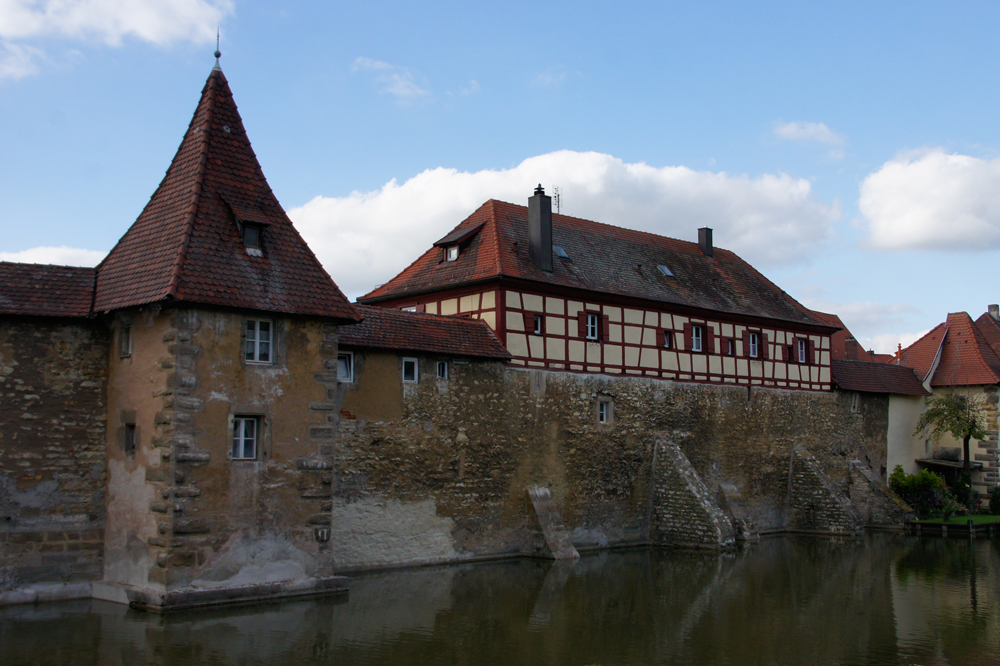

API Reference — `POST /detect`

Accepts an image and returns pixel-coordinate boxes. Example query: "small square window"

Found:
[337,352,354,383]
[232,416,259,460]
[586,313,599,341]
[446,246,459,262]
[662,331,673,349]
[691,325,703,352]
[437,361,448,379]
[402,357,419,383]
[124,423,136,456]
[533,315,544,336]
[119,325,132,358]
[245,320,272,363]
[598,399,613,425]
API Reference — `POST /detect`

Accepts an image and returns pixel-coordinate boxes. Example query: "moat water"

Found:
[2,534,999,666]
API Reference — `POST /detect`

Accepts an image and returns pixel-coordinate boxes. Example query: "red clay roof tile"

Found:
[339,305,511,359]
[0,262,95,318]
[831,359,928,396]
[93,66,359,322]
[361,199,828,328]
[899,312,1000,386]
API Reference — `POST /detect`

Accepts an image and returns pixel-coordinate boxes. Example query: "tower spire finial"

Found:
[213,28,221,71]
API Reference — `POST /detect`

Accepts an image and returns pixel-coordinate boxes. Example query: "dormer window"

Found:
[446,246,459,262]
[243,222,263,256]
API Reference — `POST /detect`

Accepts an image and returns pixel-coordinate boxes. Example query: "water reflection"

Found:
[1,534,998,666]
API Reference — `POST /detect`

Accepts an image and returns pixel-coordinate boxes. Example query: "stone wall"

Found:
[848,461,914,526]
[786,447,864,535]
[0,316,108,602]
[329,354,888,569]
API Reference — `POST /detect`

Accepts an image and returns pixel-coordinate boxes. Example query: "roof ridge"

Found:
[166,69,216,300]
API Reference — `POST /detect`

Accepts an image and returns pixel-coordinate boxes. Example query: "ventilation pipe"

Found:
[529,184,553,272]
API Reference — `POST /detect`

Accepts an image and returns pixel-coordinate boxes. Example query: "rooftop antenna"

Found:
[213,28,221,70]
[553,186,562,214]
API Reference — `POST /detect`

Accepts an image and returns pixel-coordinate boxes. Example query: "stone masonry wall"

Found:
[0,317,108,602]
[329,355,889,569]
[848,461,914,526]
[650,439,736,549]
[786,447,864,534]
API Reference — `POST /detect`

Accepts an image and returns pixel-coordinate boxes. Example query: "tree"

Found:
[914,392,987,509]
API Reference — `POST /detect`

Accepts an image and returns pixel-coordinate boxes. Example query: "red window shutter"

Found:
[808,340,816,365]
[704,326,714,354]
[761,334,769,360]
[741,331,750,357]
[656,329,665,347]
[683,323,692,350]
[578,312,587,338]
[524,312,534,333]
[415,304,426,313]
[602,315,610,340]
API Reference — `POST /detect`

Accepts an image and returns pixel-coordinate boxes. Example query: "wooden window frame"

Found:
[232,415,260,460]
[245,319,273,364]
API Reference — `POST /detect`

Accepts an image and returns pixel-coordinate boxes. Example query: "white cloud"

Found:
[773,121,845,146]
[532,67,566,88]
[288,150,840,301]
[857,330,930,356]
[0,0,232,79]
[800,297,925,354]
[459,79,479,96]
[860,148,1000,251]
[0,0,232,45]
[0,246,105,266]
[352,56,430,104]
[0,39,41,78]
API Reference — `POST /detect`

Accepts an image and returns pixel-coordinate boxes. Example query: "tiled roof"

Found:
[0,262,95,318]
[809,310,877,362]
[339,305,511,360]
[831,359,928,396]
[974,312,1000,359]
[361,199,831,329]
[899,312,1000,386]
[94,66,359,322]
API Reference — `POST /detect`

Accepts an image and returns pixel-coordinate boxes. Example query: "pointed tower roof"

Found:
[94,64,359,322]
[899,312,1000,386]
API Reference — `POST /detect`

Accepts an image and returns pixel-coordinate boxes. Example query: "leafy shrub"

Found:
[889,465,949,518]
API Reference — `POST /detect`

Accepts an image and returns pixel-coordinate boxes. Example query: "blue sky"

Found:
[3,1,1000,352]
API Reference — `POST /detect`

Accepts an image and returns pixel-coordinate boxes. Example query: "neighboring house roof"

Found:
[871,353,896,364]
[974,312,1000,359]
[361,199,832,330]
[831,359,928,396]
[93,65,359,322]
[899,312,1000,386]
[339,305,511,360]
[809,310,877,362]
[0,263,96,318]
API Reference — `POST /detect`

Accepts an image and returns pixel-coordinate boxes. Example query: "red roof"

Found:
[339,305,511,359]
[974,312,1000,359]
[0,262,95,318]
[808,310,878,362]
[361,199,830,329]
[898,312,1000,386]
[830,359,928,396]
[94,66,359,322]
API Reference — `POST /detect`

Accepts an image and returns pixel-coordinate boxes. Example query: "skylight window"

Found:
[554,245,570,259]
[657,265,674,277]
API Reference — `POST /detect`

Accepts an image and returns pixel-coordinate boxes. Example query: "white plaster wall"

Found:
[886,395,926,475]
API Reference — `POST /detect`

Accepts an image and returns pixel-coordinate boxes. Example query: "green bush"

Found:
[888,465,950,518]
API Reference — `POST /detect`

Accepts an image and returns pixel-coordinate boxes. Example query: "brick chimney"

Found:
[698,227,713,258]
[990,304,999,321]
[844,336,858,361]
[528,184,553,272]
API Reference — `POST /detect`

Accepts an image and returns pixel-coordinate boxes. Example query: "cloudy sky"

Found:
[3,1,1000,353]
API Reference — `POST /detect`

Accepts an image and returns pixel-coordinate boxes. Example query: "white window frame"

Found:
[598,399,613,425]
[749,332,759,358]
[401,306,417,312]
[245,319,273,364]
[446,246,459,262]
[533,315,544,336]
[798,339,807,364]
[232,416,259,460]
[586,313,599,341]
[437,361,449,379]
[691,325,703,352]
[402,357,419,383]
[119,324,133,358]
[337,352,354,383]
